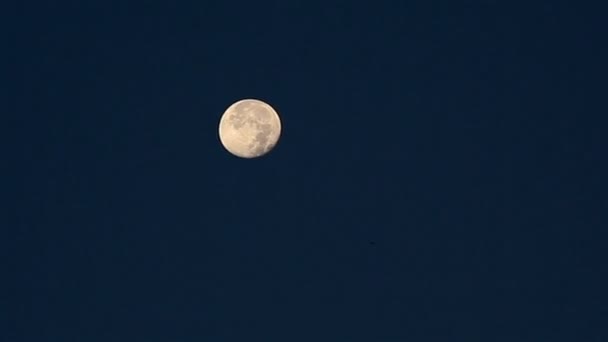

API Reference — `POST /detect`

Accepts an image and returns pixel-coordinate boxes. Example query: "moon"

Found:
[218,99,282,158]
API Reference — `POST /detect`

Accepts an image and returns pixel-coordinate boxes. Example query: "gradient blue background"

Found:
[6,1,607,341]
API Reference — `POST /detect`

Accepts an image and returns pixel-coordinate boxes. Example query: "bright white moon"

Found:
[218,99,282,158]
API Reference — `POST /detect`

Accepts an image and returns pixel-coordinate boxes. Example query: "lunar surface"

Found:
[218,99,282,158]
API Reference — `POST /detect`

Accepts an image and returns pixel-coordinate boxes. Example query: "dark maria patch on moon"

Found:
[254,123,272,146]
[229,110,247,129]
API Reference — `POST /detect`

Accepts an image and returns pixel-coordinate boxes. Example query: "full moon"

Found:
[218,99,282,158]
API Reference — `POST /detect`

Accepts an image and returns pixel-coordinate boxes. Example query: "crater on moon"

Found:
[218,99,282,158]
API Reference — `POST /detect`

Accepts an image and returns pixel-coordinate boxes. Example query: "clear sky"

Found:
[6,2,607,341]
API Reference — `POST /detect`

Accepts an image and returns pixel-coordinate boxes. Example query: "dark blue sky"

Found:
[6,2,607,341]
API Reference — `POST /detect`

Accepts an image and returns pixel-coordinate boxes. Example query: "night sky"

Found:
[6,2,607,341]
